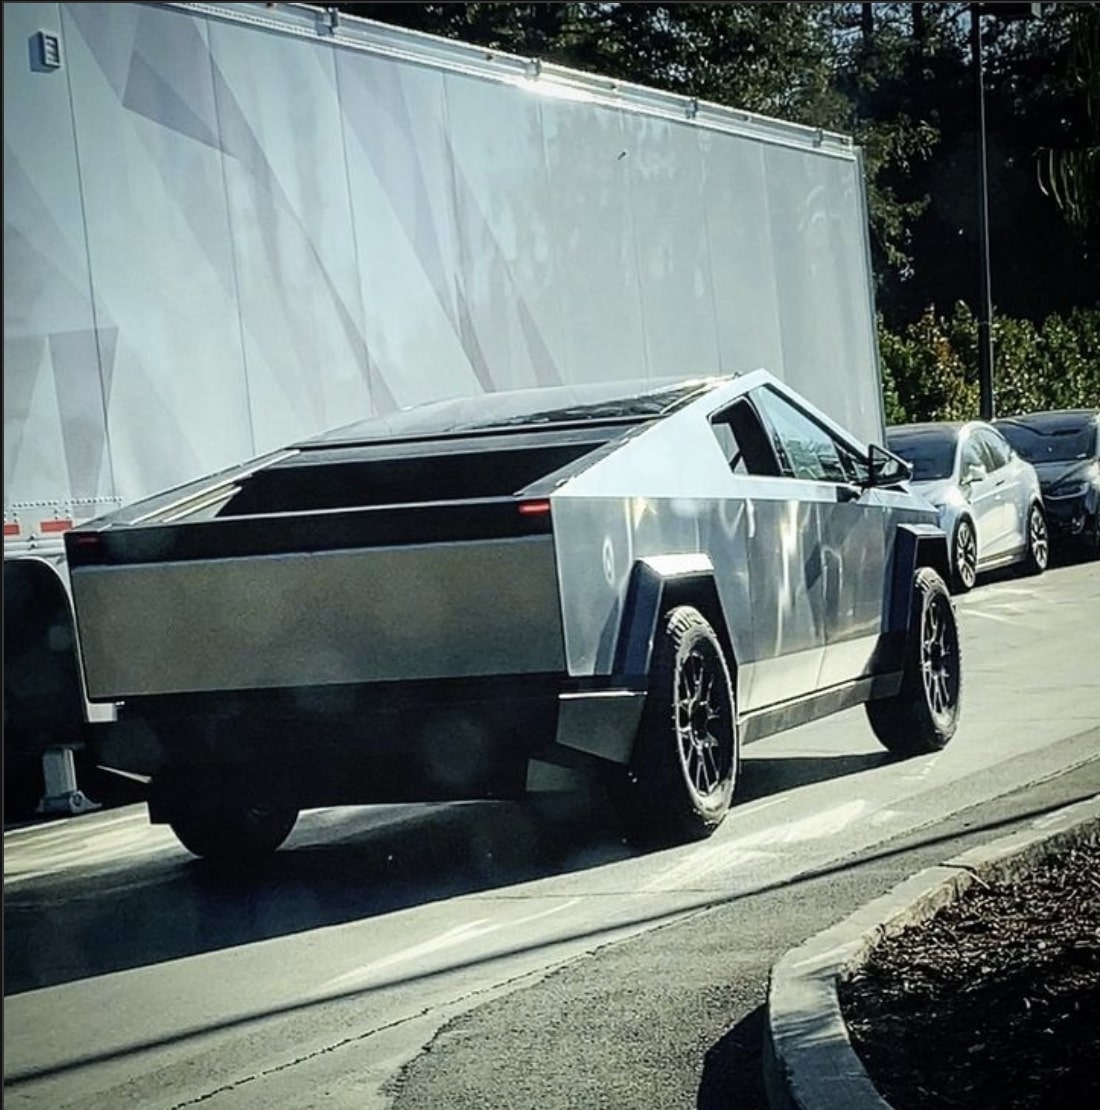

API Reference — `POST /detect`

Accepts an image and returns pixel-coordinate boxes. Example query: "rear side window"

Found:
[974,428,1011,471]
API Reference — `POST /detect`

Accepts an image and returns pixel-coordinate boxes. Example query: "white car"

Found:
[887,420,1048,592]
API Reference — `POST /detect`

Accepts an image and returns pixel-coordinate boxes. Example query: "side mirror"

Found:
[964,462,987,485]
[867,443,912,488]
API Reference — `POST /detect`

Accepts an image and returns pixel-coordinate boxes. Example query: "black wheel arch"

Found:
[884,523,951,637]
[613,556,739,686]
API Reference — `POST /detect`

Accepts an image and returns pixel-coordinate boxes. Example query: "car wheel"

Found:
[610,606,737,846]
[950,517,978,593]
[1021,501,1049,575]
[866,567,961,756]
[155,768,298,862]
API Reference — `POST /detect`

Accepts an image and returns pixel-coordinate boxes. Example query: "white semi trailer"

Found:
[3,0,885,816]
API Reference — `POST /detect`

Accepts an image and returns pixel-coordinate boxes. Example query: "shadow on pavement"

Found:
[697,1002,769,1110]
[3,743,903,997]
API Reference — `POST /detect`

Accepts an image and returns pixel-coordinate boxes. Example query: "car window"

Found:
[709,398,780,476]
[974,428,1011,471]
[960,436,984,478]
[751,387,861,483]
[886,433,955,480]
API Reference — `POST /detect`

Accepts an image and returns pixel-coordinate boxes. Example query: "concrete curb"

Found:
[763,793,1100,1110]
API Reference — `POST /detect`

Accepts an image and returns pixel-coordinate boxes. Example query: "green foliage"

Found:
[879,304,1100,424]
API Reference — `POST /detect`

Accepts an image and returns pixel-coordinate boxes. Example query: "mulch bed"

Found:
[839,837,1100,1110]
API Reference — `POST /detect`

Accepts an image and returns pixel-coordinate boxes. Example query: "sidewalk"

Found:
[764,769,1100,1110]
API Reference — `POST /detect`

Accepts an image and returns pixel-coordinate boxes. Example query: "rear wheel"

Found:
[866,567,961,756]
[950,517,978,593]
[153,768,298,863]
[610,606,738,846]
[1021,501,1049,576]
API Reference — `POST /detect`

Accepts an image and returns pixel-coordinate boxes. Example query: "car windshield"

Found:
[997,421,1096,463]
[886,432,956,481]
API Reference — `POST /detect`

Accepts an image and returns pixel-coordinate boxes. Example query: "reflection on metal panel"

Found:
[72,537,563,698]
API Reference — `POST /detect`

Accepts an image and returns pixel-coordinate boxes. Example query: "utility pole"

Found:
[970,2,1044,421]
[971,3,995,421]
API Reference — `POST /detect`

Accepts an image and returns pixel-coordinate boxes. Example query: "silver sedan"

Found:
[886,421,1048,592]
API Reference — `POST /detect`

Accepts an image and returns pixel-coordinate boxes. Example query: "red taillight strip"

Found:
[517,499,552,516]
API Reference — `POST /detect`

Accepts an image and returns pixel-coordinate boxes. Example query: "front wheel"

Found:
[866,567,961,756]
[609,606,738,846]
[1021,501,1049,576]
[950,516,978,593]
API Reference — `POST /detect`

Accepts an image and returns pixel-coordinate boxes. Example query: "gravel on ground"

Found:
[840,838,1100,1110]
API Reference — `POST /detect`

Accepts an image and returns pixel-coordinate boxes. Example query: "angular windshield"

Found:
[997,420,1096,464]
[885,432,957,481]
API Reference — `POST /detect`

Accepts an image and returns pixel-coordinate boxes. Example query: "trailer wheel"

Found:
[612,606,738,846]
[154,769,298,863]
[866,567,961,756]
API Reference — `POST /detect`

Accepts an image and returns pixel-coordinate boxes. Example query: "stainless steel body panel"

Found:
[64,372,945,803]
[548,374,935,713]
[72,537,563,698]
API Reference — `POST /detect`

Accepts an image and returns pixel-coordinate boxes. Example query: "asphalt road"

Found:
[4,556,1098,1110]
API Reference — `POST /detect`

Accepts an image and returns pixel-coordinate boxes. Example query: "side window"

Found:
[975,428,1010,471]
[751,387,853,483]
[960,436,985,478]
[709,398,781,477]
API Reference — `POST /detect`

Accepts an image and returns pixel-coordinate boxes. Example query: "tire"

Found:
[950,516,978,593]
[610,606,738,846]
[1021,501,1049,576]
[154,768,298,863]
[866,567,961,756]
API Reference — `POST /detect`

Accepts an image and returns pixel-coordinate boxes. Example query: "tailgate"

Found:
[70,535,564,699]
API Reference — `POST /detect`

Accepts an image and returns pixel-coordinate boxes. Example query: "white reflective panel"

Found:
[335,50,481,410]
[441,74,567,392]
[540,98,648,382]
[699,131,785,379]
[4,3,109,508]
[627,115,721,378]
[61,3,253,501]
[765,146,882,446]
[208,20,371,451]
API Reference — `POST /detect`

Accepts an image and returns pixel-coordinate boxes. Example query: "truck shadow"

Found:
[4,749,891,996]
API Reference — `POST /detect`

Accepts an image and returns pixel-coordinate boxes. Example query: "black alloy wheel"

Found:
[611,605,738,845]
[866,567,961,756]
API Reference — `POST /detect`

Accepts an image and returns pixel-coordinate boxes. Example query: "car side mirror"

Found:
[964,462,987,485]
[866,443,912,488]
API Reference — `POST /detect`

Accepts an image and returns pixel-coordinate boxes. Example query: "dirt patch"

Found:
[840,837,1100,1109]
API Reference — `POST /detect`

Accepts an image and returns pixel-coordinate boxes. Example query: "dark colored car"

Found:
[994,410,1100,554]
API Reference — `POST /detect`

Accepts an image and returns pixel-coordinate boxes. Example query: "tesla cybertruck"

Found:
[66,371,961,859]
